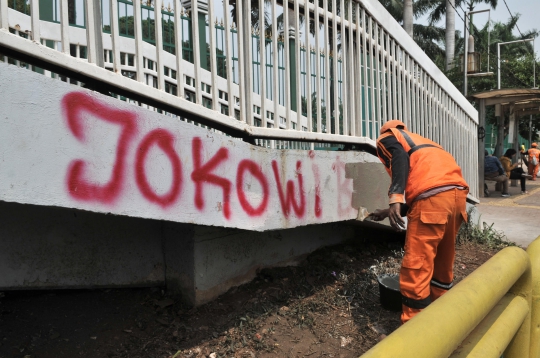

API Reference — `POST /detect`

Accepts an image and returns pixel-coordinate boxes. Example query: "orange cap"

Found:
[533,143,538,147]
[380,120,408,135]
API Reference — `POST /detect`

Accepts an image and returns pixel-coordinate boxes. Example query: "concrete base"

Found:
[0,200,368,306]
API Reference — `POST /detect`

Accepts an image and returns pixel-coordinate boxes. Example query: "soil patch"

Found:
[0,234,501,358]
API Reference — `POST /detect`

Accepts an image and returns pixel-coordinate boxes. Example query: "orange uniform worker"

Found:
[528,143,540,180]
[369,120,469,324]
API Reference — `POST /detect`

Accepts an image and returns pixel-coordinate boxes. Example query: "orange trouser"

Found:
[529,163,539,180]
[400,188,468,324]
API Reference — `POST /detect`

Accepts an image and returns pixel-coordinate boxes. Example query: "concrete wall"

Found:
[0,200,165,288]
[0,61,395,305]
[0,62,381,232]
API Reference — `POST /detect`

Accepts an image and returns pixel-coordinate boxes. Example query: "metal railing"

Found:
[0,0,479,198]
[361,236,540,358]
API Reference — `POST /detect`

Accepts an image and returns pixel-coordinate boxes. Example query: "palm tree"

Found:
[445,0,455,70]
[403,0,413,37]
[378,0,446,60]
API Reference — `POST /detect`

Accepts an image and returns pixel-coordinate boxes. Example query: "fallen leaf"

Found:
[340,336,352,347]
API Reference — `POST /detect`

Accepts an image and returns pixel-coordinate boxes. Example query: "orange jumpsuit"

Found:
[528,148,540,180]
[376,121,469,324]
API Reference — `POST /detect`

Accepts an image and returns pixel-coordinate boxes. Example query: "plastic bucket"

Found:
[377,274,401,311]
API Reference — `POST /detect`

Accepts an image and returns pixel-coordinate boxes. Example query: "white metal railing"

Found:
[0,0,479,199]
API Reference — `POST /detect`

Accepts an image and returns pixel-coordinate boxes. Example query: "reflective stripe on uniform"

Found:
[431,278,454,290]
[402,294,431,309]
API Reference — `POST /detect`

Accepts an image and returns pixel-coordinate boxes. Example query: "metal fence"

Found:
[0,0,479,198]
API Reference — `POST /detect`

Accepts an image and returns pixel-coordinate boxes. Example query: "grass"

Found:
[457,207,516,249]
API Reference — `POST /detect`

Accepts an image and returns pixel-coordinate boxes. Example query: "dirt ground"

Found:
[0,232,502,358]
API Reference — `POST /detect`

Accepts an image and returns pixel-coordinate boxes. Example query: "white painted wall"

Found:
[0,63,378,231]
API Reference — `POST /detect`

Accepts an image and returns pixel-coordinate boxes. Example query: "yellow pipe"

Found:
[450,294,529,358]
[505,251,532,358]
[527,236,540,358]
[360,247,529,358]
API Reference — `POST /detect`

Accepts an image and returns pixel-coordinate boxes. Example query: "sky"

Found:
[417,0,539,58]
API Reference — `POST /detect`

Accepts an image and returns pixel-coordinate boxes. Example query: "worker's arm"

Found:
[373,135,409,231]
[377,135,409,205]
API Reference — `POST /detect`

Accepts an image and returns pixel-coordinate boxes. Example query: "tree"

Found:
[378,0,446,60]
[445,0,455,70]
[403,0,413,36]
[444,16,540,144]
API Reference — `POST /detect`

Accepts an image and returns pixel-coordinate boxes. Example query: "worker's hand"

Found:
[388,203,406,232]
[368,208,389,221]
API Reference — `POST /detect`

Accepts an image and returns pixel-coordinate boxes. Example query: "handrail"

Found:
[361,236,540,358]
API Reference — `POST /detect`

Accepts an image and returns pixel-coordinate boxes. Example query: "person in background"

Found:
[484,150,510,197]
[368,120,468,324]
[528,143,540,180]
[500,149,531,194]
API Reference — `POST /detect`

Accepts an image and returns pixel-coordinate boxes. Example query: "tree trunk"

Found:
[445,0,455,70]
[403,0,413,37]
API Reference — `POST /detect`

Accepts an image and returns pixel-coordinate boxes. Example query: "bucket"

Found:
[377,274,401,311]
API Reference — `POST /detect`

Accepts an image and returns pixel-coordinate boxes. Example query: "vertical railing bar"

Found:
[59,0,70,53]
[0,0,8,30]
[396,46,403,122]
[404,53,410,126]
[331,0,339,135]
[222,0,234,118]
[420,69,425,137]
[385,33,391,120]
[430,78,435,140]
[314,0,322,134]
[339,0,348,136]
[173,0,185,98]
[375,22,382,133]
[346,0,354,136]
[246,0,254,126]
[294,0,301,132]
[355,3,363,137]
[271,0,279,132]
[368,17,375,140]
[190,0,202,105]
[425,73,429,138]
[260,0,267,128]
[208,0,218,110]
[361,8,368,137]
[110,0,122,73]
[380,29,387,124]
[85,0,98,63]
[411,60,417,133]
[323,1,330,134]
[304,0,312,133]
[284,0,292,129]
[391,40,397,120]
[408,60,413,130]
[154,0,165,91]
[31,0,40,42]
[133,0,145,84]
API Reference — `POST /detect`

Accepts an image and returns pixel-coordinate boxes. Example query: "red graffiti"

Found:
[191,137,232,219]
[334,156,354,217]
[63,92,137,204]
[311,163,322,218]
[272,160,306,218]
[135,129,182,208]
[236,160,269,216]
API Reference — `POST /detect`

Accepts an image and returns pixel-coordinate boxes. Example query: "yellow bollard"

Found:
[527,236,540,358]
[361,247,530,358]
